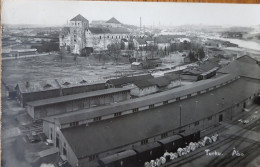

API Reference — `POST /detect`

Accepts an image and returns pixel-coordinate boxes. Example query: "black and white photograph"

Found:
[1,1,260,167]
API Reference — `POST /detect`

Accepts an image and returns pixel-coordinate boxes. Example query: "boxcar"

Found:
[98,150,138,167]
[158,135,184,153]
[133,142,163,165]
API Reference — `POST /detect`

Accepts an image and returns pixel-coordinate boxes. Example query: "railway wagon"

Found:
[158,135,184,153]
[133,142,164,165]
[98,150,138,167]
[183,131,201,144]
[98,131,201,167]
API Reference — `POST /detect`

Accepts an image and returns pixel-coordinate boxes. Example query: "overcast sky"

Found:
[2,0,260,27]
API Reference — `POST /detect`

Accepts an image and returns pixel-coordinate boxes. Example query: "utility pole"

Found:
[179,104,182,127]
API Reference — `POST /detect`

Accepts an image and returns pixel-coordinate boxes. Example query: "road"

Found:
[1,99,61,167]
[2,53,58,60]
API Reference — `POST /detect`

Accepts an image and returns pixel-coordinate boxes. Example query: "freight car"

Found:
[98,131,200,167]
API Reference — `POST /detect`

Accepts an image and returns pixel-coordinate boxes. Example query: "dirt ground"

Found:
[2,52,185,87]
[2,53,143,86]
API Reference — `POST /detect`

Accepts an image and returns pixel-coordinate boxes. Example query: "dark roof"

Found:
[218,56,260,80]
[48,74,237,125]
[148,76,171,87]
[88,27,111,34]
[99,150,136,164]
[236,55,258,64]
[134,38,146,45]
[133,80,156,89]
[88,27,129,34]
[108,27,130,34]
[133,142,161,153]
[208,48,223,52]
[164,74,180,81]
[70,14,88,22]
[27,87,131,107]
[60,76,260,158]
[107,74,153,87]
[198,61,219,72]
[106,17,121,24]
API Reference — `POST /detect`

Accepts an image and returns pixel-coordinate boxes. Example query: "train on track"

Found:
[98,131,200,167]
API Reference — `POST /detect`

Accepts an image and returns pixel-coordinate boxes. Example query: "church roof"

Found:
[106,17,121,24]
[87,27,130,34]
[70,14,88,22]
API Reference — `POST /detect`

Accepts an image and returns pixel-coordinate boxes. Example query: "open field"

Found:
[2,53,143,86]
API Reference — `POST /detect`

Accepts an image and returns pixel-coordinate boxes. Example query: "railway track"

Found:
[161,105,260,167]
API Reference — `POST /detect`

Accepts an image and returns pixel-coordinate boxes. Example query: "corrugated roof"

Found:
[27,87,131,107]
[70,14,88,22]
[60,76,260,158]
[106,17,121,24]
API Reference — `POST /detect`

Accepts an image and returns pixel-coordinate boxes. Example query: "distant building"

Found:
[59,14,130,54]
[105,17,123,28]
[206,47,225,57]
[131,62,143,69]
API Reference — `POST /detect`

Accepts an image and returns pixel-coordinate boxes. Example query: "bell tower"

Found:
[69,14,89,54]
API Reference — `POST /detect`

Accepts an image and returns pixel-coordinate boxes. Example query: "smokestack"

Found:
[140,17,142,32]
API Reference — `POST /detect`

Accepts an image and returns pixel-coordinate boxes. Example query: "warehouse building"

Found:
[16,77,106,107]
[27,87,131,120]
[130,74,181,97]
[106,74,153,88]
[42,71,260,167]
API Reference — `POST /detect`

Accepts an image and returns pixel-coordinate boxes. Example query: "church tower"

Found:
[69,14,89,54]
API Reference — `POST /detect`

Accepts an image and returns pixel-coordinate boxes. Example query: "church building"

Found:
[59,14,131,54]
